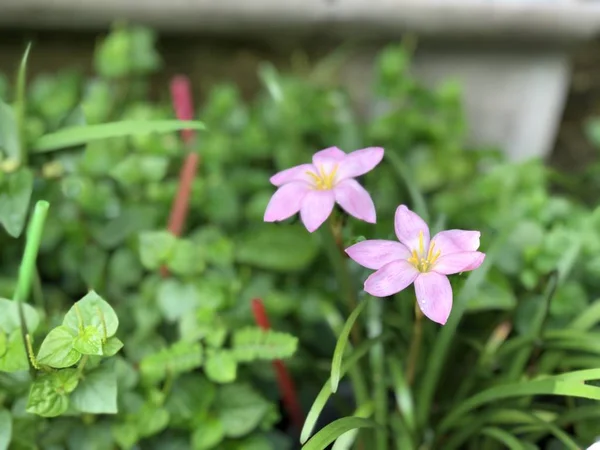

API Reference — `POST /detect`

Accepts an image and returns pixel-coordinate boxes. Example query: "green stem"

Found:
[406,302,424,385]
[14,201,49,304]
[368,297,388,450]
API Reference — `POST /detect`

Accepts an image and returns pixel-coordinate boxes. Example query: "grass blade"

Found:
[302,417,377,450]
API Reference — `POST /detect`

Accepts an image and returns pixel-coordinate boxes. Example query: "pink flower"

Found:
[345,205,485,325]
[264,146,384,232]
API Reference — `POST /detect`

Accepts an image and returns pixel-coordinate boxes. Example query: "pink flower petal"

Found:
[364,260,419,297]
[312,147,346,166]
[432,230,481,255]
[270,164,315,187]
[414,272,453,325]
[433,251,486,275]
[264,182,310,222]
[345,239,411,270]
[394,205,430,252]
[336,147,384,180]
[300,190,335,232]
[334,179,377,224]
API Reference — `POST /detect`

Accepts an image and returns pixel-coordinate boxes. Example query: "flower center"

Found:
[407,230,441,273]
[306,164,339,190]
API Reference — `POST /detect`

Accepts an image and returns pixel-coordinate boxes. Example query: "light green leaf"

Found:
[332,403,373,450]
[191,416,225,450]
[0,297,40,333]
[205,350,237,384]
[73,325,104,356]
[26,374,70,417]
[136,403,170,438]
[31,120,206,153]
[235,224,319,272]
[112,422,138,450]
[70,364,118,414]
[63,291,119,339]
[480,427,527,450]
[139,230,176,270]
[232,327,298,362]
[0,409,11,450]
[0,101,19,160]
[0,168,34,237]
[157,279,200,322]
[167,239,206,276]
[36,325,81,368]
[331,300,367,393]
[140,341,203,383]
[302,417,377,450]
[103,336,124,357]
[217,384,270,438]
[0,332,6,358]
[0,329,29,372]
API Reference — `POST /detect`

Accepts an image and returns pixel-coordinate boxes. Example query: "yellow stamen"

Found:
[418,230,424,256]
[407,231,442,273]
[305,164,339,190]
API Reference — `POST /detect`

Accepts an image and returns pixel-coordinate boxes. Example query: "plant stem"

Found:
[14,201,49,304]
[368,297,388,450]
[320,217,360,343]
[406,302,424,385]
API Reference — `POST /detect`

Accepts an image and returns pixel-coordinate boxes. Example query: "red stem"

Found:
[160,76,201,278]
[251,298,304,430]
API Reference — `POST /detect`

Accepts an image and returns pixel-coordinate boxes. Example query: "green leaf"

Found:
[217,384,270,438]
[157,279,200,322]
[205,350,237,384]
[235,224,319,272]
[302,417,377,450]
[140,341,204,383]
[191,417,225,450]
[70,364,118,414]
[139,230,176,270]
[0,168,34,237]
[0,409,11,450]
[31,120,206,153]
[331,300,367,393]
[112,422,138,450]
[14,43,31,164]
[63,291,119,339]
[0,297,40,333]
[136,403,170,438]
[232,327,298,362]
[103,336,124,356]
[479,427,527,450]
[73,325,104,356]
[36,325,81,368]
[167,239,206,276]
[0,101,19,160]
[26,373,70,417]
[0,329,28,372]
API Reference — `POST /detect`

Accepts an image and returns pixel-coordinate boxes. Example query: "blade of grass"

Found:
[14,43,31,165]
[302,417,377,450]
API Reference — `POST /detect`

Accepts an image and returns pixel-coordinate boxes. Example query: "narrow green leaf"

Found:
[31,120,206,153]
[0,409,11,450]
[389,358,415,433]
[480,427,527,450]
[14,43,31,164]
[301,336,385,444]
[331,402,373,450]
[330,299,367,393]
[302,417,377,450]
[569,299,600,330]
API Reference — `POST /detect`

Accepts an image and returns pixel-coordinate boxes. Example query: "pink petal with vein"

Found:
[336,147,384,181]
[270,164,315,187]
[364,260,419,297]
[415,272,453,325]
[432,230,481,255]
[334,179,376,223]
[312,147,346,166]
[300,190,335,232]
[434,251,485,275]
[394,205,430,252]
[345,239,411,270]
[264,182,310,222]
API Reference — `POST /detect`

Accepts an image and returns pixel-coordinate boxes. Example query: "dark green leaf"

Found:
[32,120,205,153]
[36,325,81,368]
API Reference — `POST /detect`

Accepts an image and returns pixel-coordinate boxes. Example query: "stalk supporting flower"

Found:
[264,146,384,232]
[345,205,485,325]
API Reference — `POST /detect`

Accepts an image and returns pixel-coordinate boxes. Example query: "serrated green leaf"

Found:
[235,224,319,272]
[73,325,104,356]
[140,341,203,383]
[191,416,225,450]
[139,230,176,270]
[26,374,70,417]
[232,327,298,362]
[31,120,205,153]
[205,350,237,384]
[63,291,118,339]
[36,325,81,368]
[0,409,11,450]
[0,168,34,237]
[70,364,117,414]
[103,336,124,356]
